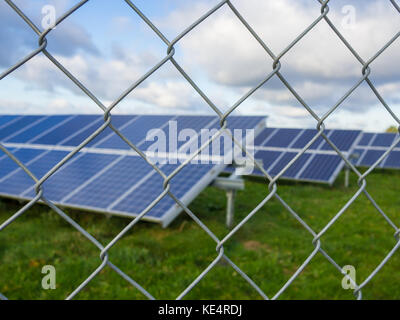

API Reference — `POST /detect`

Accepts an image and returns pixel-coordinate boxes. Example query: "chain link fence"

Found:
[0,0,399,300]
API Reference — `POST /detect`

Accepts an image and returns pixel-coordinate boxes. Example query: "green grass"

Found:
[1,168,400,300]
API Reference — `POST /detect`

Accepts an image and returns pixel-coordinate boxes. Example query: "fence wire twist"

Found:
[0,0,400,300]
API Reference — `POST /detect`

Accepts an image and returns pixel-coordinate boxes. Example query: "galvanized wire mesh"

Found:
[0,0,399,300]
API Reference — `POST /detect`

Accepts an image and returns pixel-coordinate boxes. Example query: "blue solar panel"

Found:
[254,127,276,146]
[113,162,214,218]
[158,115,265,162]
[235,150,314,180]
[353,132,400,169]
[253,150,282,174]
[384,151,400,169]
[84,115,138,147]
[355,148,400,169]
[300,154,342,182]
[60,117,103,146]
[263,129,301,148]
[0,115,44,141]
[291,129,327,150]
[23,152,120,201]
[0,146,15,161]
[65,155,155,209]
[97,115,173,150]
[264,152,309,179]
[0,150,68,196]
[5,115,69,143]
[224,116,266,131]
[351,148,364,165]
[31,115,101,145]
[359,150,385,167]
[140,115,216,152]
[320,130,361,152]
[371,133,396,147]
[268,152,296,176]
[226,127,361,184]
[280,153,312,178]
[0,148,45,179]
[0,114,265,226]
[358,133,375,146]
[0,115,19,128]
[204,116,264,158]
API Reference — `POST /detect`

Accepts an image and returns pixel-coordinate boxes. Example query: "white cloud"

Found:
[1,0,399,131]
[133,81,194,108]
[0,96,93,114]
[160,0,400,114]
[5,50,198,112]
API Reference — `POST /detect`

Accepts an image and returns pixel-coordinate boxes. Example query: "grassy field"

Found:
[0,168,399,300]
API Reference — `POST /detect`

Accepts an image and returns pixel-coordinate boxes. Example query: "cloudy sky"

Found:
[0,0,399,131]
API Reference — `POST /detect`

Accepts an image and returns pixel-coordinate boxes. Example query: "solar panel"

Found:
[0,114,265,226]
[32,115,107,146]
[358,133,374,146]
[353,132,400,169]
[371,133,396,147]
[385,151,400,168]
[263,128,301,148]
[226,127,363,184]
[0,115,19,128]
[22,152,121,202]
[4,115,70,144]
[65,156,155,209]
[97,115,174,150]
[278,153,311,179]
[84,115,137,147]
[253,127,276,146]
[0,148,45,179]
[319,130,361,151]
[0,115,45,141]
[0,150,68,196]
[299,154,342,182]
[291,129,324,150]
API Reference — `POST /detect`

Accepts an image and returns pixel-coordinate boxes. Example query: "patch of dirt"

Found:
[243,240,272,253]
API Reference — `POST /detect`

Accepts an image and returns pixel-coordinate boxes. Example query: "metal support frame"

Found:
[344,165,350,188]
[345,152,360,188]
[212,158,262,227]
[212,174,245,228]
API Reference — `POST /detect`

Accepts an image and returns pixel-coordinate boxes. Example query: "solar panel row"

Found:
[0,114,265,153]
[353,132,400,169]
[0,114,265,226]
[2,114,396,225]
[245,150,345,183]
[254,127,361,151]
[0,147,219,222]
[227,127,363,184]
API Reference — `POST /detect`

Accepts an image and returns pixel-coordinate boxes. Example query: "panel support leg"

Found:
[212,174,244,229]
[226,190,236,228]
[344,165,350,188]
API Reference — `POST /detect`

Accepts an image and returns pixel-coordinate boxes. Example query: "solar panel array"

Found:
[352,132,400,169]
[0,114,265,226]
[226,127,363,184]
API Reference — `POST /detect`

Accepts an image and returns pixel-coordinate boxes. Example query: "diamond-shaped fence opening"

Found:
[0,0,399,300]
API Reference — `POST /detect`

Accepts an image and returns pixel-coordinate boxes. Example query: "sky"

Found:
[0,0,399,131]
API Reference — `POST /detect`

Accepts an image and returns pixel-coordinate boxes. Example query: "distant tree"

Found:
[386,126,398,133]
